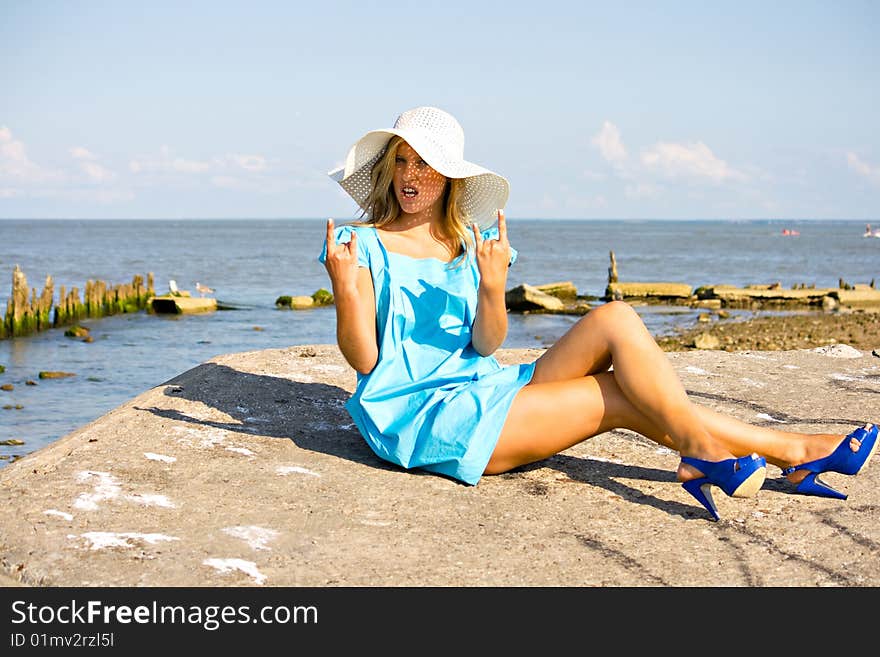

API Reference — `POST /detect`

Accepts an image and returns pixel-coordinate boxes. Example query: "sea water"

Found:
[1,218,876,464]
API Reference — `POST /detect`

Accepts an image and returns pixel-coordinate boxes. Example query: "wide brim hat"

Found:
[328,106,509,229]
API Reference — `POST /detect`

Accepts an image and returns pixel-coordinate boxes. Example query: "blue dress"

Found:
[318,223,536,485]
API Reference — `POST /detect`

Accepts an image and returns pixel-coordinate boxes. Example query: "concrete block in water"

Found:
[605,281,693,300]
[150,296,218,314]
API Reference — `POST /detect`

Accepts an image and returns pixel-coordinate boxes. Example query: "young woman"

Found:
[319,106,876,520]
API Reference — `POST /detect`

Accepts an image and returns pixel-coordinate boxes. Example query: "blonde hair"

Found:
[354,135,475,268]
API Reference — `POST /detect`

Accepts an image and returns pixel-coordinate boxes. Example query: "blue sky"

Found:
[1,0,878,219]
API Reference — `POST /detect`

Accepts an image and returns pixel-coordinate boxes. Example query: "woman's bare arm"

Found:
[322,220,378,374]
[332,267,378,374]
[471,284,508,356]
[470,211,510,356]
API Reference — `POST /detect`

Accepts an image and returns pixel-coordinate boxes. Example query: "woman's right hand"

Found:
[321,218,378,375]
[323,218,359,292]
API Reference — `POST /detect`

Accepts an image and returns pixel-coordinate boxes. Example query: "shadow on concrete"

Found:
[134,362,877,519]
[493,397,875,520]
[500,451,847,521]
[134,361,396,472]
[687,390,869,427]
[502,454,706,519]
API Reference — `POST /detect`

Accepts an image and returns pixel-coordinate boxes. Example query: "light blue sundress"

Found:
[318,223,536,485]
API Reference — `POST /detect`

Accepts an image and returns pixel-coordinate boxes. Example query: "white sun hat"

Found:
[328,106,509,229]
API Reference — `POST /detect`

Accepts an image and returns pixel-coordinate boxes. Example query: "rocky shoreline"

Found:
[655,308,880,352]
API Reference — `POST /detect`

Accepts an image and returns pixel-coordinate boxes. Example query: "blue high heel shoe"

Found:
[680,453,767,521]
[781,423,878,500]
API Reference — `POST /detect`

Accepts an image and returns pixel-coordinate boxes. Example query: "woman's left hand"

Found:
[472,209,510,295]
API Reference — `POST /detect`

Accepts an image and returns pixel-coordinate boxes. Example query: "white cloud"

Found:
[590,121,745,188]
[164,146,211,173]
[591,120,628,165]
[0,126,55,183]
[0,127,128,202]
[70,146,116,182]
[79,161,117,183]
[847,152,880,185]
[129,145,210,174]
[230,154,267,172]
[127,146,298,197]
[70,146,98,160]
[641,141,746,183]
[172,158,212,173]
[130,146,270,176]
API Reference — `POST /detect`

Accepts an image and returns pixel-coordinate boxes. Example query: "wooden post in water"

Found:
[84,279,105,318]
[3,266,32,337]
[53,285,85,328]
[35,275,54,331]
[3,266,158,340]
[112,274,154,314]
[2,266,55,338]
[10,266,30,336]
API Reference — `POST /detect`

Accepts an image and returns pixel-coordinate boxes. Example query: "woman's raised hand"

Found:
[323,218,360,292]
[471,209,510,295]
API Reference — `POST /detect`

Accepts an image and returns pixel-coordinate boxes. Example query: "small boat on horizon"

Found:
[781,228,800,236]
[864,224,880,238]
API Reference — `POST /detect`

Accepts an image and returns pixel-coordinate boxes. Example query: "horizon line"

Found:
[0,216,877,222]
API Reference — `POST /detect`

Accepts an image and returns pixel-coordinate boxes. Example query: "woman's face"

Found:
[392,141,448,217]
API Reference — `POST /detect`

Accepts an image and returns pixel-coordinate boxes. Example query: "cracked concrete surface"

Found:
[1,344,878,587]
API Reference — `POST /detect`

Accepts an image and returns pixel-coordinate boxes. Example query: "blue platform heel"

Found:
[680,453,767,521]
[781,423,877,500]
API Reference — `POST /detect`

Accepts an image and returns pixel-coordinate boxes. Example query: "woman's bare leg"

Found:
[527,301,729,462]
[485,370,847,477]
[486,301,859,480]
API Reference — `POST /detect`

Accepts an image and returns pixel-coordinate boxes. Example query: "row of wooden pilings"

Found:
[0,265,155,339]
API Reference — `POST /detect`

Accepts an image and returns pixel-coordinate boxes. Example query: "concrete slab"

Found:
[607,281,693,299]
[1,344,878,587]
[150,295,217,314]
